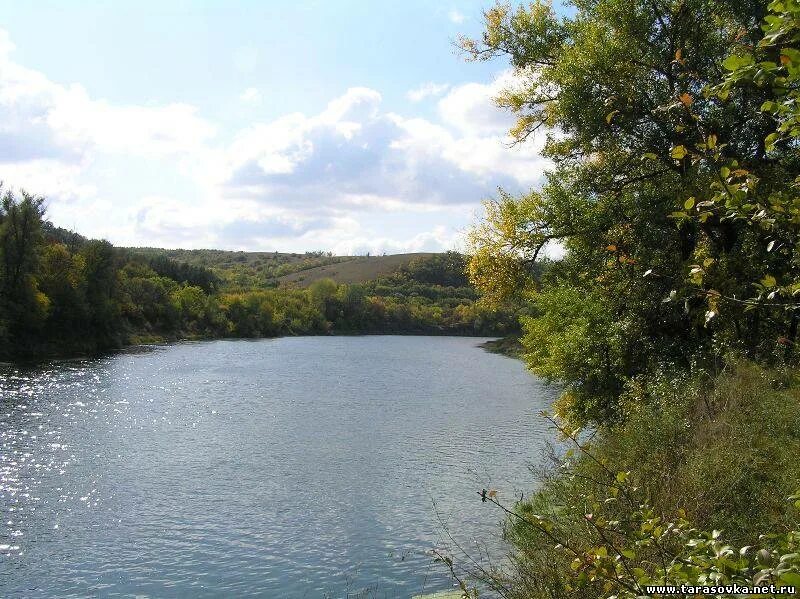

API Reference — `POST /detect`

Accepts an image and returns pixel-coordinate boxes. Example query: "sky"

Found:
[0,0,551,255]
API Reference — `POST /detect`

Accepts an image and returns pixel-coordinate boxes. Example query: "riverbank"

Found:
[478,335,523,358]
[5,329,516,363]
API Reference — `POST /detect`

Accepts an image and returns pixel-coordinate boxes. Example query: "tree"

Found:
[80,239,123,346]
[0,187,49,352]
[403,251,470,287]
[464,0,797,423]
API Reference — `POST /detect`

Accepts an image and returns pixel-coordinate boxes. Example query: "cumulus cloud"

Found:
[437,70,524,134]
[0,26,550,253]
[220,78,549,215]
[0,38,215,161]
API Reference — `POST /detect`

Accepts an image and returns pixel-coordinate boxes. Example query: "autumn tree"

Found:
[464,0,798,423]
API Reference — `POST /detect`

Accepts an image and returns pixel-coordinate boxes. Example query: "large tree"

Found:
[464,0,799,423]
[0,187,49,349]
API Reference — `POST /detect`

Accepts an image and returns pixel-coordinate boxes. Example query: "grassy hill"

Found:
[276,253,435,287]
[125,247,434,290]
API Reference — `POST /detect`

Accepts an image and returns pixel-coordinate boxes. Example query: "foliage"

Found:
[0,186,49,349]
[464,0,800,424]
[496,484,800,598]
[0,192,514,359]
[401,251,470,288]
[455,1,800,596]
[143,254,221,293]
[461,362,800,598]
[126,247,348,291]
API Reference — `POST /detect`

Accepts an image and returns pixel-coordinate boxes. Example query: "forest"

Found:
[452,0,800,596]
[0,198,517,360]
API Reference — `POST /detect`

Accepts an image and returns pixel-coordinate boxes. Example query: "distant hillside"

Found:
[276,253,435,287]
[124,247,350,290]
[124,247,343,271]
[123,247,437,290]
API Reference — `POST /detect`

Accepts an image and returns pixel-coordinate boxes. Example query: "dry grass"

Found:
[276,253,435,287]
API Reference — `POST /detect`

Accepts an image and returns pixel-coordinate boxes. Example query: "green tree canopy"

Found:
[464,0,799,423]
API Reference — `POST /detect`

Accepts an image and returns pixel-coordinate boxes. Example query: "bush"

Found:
[462,361,800,598]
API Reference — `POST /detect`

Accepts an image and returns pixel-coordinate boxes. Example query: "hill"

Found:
[276,253,435,287]
[124,247,435,290]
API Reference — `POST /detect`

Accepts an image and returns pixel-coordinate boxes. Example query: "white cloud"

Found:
[0,160,96,205]
[438,70,526,135]
[406,82,450,102]
[221,77,548,211]
[448,9,466,24]
[0,27,550,254]
[0,34,216,161]
[239,87,262,105]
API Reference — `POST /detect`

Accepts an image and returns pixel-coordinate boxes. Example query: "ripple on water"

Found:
[0,337,556,598]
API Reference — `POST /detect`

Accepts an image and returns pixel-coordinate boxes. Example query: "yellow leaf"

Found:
[675,48,683,62]
[488,490,498,499]
[606,244,617,251]
[679,92,693,106]
[781,54,791,66]
[671,145,688,159]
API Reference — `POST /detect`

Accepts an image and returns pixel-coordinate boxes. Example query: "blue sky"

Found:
[0,1,551,254]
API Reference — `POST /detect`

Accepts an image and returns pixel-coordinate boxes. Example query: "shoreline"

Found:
[478,335,523,358]
[1,331,511,365]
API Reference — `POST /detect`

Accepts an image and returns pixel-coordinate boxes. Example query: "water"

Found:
[0,336,556,598]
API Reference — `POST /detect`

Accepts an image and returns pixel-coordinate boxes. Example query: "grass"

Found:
[463,359,800,597]
[276,253,435,287]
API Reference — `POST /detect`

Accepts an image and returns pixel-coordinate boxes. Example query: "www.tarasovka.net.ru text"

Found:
[644,583,796,595]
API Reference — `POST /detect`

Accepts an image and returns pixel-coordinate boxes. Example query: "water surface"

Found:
[0,336,556,597]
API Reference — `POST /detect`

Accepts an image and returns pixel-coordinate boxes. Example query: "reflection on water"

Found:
[0,336,555,598]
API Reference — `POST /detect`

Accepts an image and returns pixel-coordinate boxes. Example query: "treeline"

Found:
[0,193,515,359]
[456,0,800,596]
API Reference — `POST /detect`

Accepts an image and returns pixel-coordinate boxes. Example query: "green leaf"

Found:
[722,54,755,71]
[761,274,778,288]
[779,572,800,587]
[761,100,779,112]
[684,197,695,210]
[765,132,779,151]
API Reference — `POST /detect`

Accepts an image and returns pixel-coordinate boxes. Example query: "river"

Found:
[0,336,556,598]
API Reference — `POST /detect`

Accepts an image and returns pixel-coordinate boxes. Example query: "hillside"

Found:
[276,253,435,287]
[124,247,434,290]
